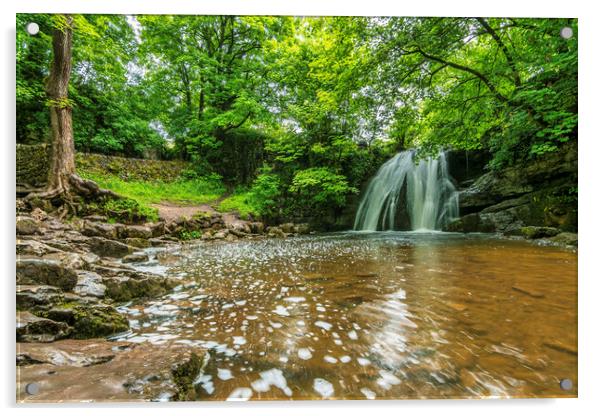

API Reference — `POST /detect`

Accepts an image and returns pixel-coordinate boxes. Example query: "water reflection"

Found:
[116,232,577,400]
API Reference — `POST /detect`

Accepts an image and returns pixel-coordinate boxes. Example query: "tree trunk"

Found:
[46,15,75,193]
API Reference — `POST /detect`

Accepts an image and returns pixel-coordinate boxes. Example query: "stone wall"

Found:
[16,145,190,186]
[16,144,50,187]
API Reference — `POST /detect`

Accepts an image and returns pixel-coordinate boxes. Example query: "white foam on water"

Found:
[284,296,306,303]
[194,374,214,395]
[227,387,253,401]
[217,368,234,381]
[279,355,289,363]
[246,315,258,320]
[235,300,247,306]
[232,336,247,345]
[269,321,283,329]
[313,378,334,398]
[376,370,401,390]
[357,357,371,366]
[298,348,312,360]
[360,388,376,400]
[324,355,338,364]
[222,303,234,310]
[273,305,290,316]
[297,320,305,326]
[250,369,292,396]
[315,321,332,331]
[347,330,358,340]
[339,355,351,363]
[316,306,326,312]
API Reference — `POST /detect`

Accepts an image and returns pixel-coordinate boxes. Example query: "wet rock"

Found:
[16,216,40,235]
[73,271,107,298]
[249,222,265,234]
[294,223,311,234]
[279,223,296,234]
[122,252,150,263]
[83,214,108,222]
[17,285,63,310]
[16,239,61,257]
[87,237,133,258]
[267,227,286,238]
[125,237,152,248]
[81,221,122,239]
[42,251,89,270]
[16,340,208,402]
[444,213,496,233]
[103,274,179,302]
[549,232,578,247]
[46,304,129,338]
[122,225,153,239]
[213,230,228,240]
[17,311,71,342]
[16,258,78,291]
[519,226,561,239]
[148,221,166,238]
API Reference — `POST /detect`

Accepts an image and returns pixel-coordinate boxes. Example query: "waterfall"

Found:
[353,150,458,231]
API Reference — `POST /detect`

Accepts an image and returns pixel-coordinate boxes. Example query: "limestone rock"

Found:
[249,221,265,234]
[16,258,78,291]
[81,221,122,239]
[73,271,107,298]
[122,225,153,239]
[16,239,60,257]
[519,226,561,239]
[549,232,578,247]
[102,273,179,302]
[122,252,150,263]
[125,237,152,248]
[16,339,208,402]
[46,304,129,338]
[17,311,71,342]
[87,237,133,258]
[267,227,286,238]
[16,216,40,235]
[17,285,63,310]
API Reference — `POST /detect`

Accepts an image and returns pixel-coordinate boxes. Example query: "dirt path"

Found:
[151,201,248,228]
[150,202,216,222]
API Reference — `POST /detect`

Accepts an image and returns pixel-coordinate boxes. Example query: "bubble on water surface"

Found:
[298,348,312,360]
[227,387,253,401]
[360,388,376,399]
[217,368,233,381]
[324,355,338,364]
[315,321,332,331]
[273,305,290,316]
[250,369,292,396]
[313,378,334,398]
[376,370,401,390]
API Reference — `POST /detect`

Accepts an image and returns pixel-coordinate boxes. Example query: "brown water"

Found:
[115,232,577,400]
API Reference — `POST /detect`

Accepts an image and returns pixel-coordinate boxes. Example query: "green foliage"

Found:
[103,198,159,223]
[17,14,577,226]
[178,230,203,240]
[289,168,357,216]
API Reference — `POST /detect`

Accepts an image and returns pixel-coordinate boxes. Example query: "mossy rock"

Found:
[103,275,179,302]
[171,352,206,401]
[46,304,129,339]
[520,226,561,239]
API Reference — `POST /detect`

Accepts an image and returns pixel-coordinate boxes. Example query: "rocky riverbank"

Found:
[444,142,577,246]
[16,199,311,402]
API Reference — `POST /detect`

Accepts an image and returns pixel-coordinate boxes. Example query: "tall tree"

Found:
[45,14,75,194]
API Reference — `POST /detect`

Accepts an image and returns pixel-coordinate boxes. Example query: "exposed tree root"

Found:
[22,174,123,218]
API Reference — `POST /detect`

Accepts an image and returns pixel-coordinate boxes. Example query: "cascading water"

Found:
[353,150,458,231]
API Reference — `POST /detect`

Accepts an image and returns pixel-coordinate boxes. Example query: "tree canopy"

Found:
[16,15,577,221]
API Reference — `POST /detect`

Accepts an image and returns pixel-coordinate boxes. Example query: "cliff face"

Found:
[445,142,577,234]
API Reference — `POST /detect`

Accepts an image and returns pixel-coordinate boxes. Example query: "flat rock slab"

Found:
[17,339,207,402]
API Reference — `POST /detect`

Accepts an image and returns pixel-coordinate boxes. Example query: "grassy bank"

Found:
[79,170,258,219]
